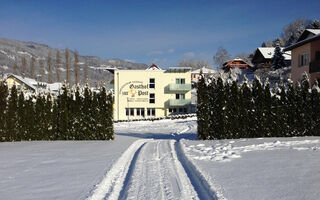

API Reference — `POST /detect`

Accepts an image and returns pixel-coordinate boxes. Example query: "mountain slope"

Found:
[0,38,148,85]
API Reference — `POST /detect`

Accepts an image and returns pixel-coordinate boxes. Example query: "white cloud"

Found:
[183,52,195,57]
[147,51,163,56]
[168,48,175,53]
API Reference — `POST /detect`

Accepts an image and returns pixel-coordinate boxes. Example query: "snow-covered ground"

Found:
[1,118,320,200]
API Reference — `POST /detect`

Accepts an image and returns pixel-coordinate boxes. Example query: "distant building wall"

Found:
[114,70,192,121]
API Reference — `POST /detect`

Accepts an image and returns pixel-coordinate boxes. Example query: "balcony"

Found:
[106,84,114,90]
[168,83,191,92]
[309,60,320,73]
[168,99,191,107]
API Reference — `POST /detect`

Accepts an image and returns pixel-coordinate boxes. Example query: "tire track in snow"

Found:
[175,141,219,200]
[118,140,199,200]
[86,139,148,200]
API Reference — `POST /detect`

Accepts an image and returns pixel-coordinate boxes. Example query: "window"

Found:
[126,108,129,116]
[176,94,185,99]
[316,51,320,61]
[175,78,186,84]
[179,108,184,113]
[149,93,155,104]
[136,108,141,116]
[183,107,187,113]
[149,78,155,89]
[299,53,309,67]
[136,108,145,116]
[147,108,155,116]
[130,108,134,116]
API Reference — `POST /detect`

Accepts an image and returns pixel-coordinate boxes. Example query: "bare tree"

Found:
[83,62,89,84]
[56,50,61,82]
[47,53,52,83]
[213,46,231,69]
[21,56,27,78]
[178,59,212,70]
[74,50,79,85]
[39,58,44,82]
[65,48,70,84]
[30,57,35,79]
[13,59,18,75]
[281,18,311,46]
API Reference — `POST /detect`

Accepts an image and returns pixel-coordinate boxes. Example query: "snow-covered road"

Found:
[88,118,217,200]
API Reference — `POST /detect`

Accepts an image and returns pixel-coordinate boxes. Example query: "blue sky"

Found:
[0,0,319,68]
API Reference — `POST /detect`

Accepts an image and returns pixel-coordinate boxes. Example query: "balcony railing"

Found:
[309,60,320,73]
[106,84,114,90]
[168,99,191,106]
[168,83,191,92]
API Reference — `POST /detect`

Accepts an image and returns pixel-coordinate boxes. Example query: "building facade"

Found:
[113,67,192,121]
[222,57,253,72]
[284,29,320,84]
[191,67,216,83]
[251,47,291,69]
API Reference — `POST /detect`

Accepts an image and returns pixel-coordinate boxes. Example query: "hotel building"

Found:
[110,65,192,121]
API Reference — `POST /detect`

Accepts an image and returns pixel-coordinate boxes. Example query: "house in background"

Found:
[5,74,62,94]
[284,29,320,85]
[191,67,216,83]
[251,47,291,69]
[222,57,253,72]
[5,74,37,92]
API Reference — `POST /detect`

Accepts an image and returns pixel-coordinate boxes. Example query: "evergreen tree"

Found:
[106,90,114,140]
[286,78,297,135]
[263,78,273,137]
[239,77,253,138]
[311,80,320,135]
[301,73,312,135]
[6,85,18,141]
[196,72,209,139]
[25,96,35,140]
[58,84,69,140]
[17,90,26,141]
[0,81,8,141]
[272,44,286,69]
[252,76,265,137]
[45,93,54,140]
[34,94,46,140]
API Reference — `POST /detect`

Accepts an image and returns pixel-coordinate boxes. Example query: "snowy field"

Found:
[1,118,320,200]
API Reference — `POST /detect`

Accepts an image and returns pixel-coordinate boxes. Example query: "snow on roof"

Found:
[257,47,291,60]
[47,82,63,91]
[306,29,320,35]
[192,67,216,74]
[8,74,37,91]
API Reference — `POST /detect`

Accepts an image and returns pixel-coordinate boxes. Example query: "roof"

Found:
[223,57,253,67]
[192,67,216,74]
[284,33,320,51]
[146,63,162,70]
[256,47,291,60]
[306,29,320,35]
[166,67,191,73]
[7,74,37,91]
[296,29,320,42]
